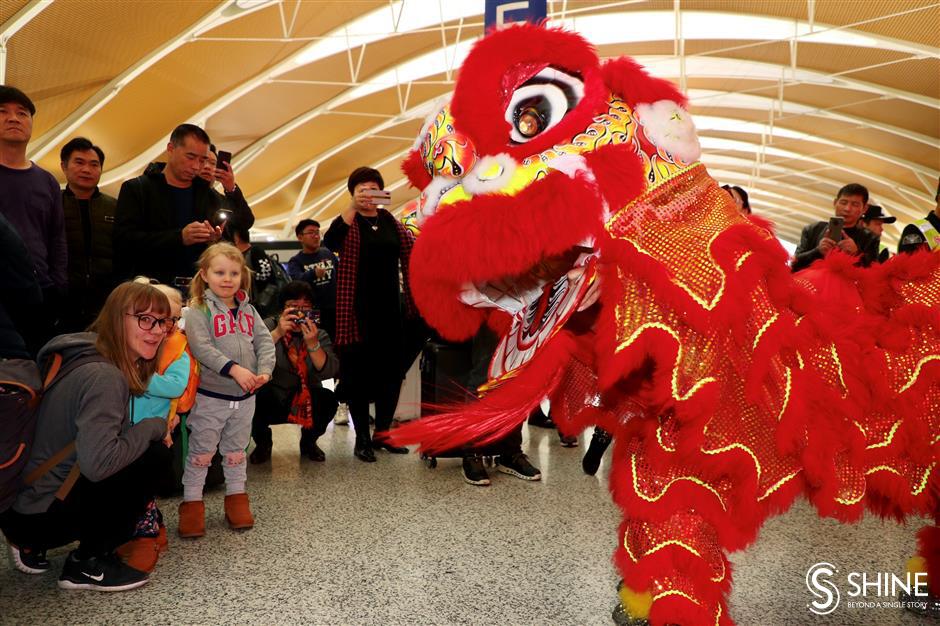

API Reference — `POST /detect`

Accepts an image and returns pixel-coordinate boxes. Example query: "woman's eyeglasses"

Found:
[127,313,179,332]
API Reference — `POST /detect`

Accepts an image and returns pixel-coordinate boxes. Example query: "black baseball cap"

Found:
[862,204,895,223]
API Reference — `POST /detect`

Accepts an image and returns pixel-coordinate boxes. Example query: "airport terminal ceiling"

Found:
[3,0,938,246]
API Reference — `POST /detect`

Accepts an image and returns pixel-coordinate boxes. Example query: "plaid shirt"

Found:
[334,210,416,346]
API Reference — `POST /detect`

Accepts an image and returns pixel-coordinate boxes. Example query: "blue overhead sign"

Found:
[484,0,547,32]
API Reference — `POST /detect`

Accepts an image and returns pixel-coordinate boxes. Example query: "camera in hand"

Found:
[211,209,232,228]
[288,308,320,326]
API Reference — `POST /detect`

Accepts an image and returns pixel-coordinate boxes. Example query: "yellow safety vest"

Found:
[914,219,940,251]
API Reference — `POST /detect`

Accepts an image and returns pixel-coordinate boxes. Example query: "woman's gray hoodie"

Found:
[14,333,166,515]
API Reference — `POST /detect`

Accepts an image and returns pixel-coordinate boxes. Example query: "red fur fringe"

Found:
[601,57,688,109]
[409,169,604,340]
[388,332,576,453]
[918,524,940,595]
[401,148,432,190]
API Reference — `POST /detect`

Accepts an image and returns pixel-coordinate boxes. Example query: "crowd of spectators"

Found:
[1,81,937,593]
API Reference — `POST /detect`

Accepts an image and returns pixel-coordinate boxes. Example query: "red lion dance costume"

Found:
[390,24,940,625]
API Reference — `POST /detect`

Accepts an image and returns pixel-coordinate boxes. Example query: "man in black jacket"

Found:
[113,124,254,288]
[60,137,116,331]
[791,183,880,272]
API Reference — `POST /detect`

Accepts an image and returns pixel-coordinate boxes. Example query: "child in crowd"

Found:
[179,243,275,538]
[117,279,195,572]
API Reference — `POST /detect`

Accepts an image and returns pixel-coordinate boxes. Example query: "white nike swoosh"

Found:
[82,571,105,582]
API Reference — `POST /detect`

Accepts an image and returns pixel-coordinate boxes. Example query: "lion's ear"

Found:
[601,57,687,109]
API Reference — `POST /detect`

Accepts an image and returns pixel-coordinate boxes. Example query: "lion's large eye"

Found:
[506,68,584,144]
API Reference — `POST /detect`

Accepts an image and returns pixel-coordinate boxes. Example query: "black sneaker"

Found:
[900,589,940,618]
[301,442,326,462]
[462,455,491,486]
[582,428,612,476]
[249,441,272,464]
[559,432,579,447]
[496,453,541,481]
[527,406,555,428]
[9,543,50,574]
[58,551,149,592]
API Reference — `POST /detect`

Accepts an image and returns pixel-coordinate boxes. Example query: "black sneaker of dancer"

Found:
[582,427,612,475]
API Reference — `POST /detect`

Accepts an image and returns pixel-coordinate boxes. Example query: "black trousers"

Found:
[348,378,403,446]
[252,385,338,447]
[0,442,168,558]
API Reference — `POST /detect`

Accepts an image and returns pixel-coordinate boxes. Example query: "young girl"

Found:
[179,243,275,538]
[118,279,194,571]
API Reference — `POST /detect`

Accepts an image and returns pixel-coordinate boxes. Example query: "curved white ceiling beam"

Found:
[695,115,936,179]
[700,153,922,214]
[99,5,939,186]
[699,136,934,204]
[0,0,55,84]
[24,0,283,162]
[687,90,937,149]
[280,7,938,74]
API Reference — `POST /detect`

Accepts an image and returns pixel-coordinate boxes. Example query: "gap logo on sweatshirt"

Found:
[212,311,255,338]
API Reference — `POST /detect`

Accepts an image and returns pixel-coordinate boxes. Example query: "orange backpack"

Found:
[158,331,199,418]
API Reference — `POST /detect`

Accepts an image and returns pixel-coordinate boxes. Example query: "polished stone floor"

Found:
[0,421,932,625]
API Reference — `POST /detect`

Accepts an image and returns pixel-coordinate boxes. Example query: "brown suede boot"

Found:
[115,537,160,573]
[178,500,206,538]
[156,525,168,553]
[224,493,254,530]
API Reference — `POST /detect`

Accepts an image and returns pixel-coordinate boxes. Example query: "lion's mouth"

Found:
[457,237,597,383]
[458,237,596,316]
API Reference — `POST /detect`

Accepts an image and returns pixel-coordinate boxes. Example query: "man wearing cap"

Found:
[897,178,940,255]
[0,85,67,355]
[860,204,896,263]
[791,183,880,272]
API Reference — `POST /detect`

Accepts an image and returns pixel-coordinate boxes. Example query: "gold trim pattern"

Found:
[752,313,779,351]
[615,322,717,402]
[757,470,801,501]
[734,252,753,271]
[898,355,940,394]
[652,590,701,606]
[703,443,762,479]
[866,421,902,450]
[776,367,792,422]
[631,454,727,511]
[830,344,848,398]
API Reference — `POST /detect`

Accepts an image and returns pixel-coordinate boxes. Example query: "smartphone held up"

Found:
[364,188,392,208]
[828,216,844,242]
[216,150,232,173]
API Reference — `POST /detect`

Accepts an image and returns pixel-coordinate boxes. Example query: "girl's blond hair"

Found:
[91,281,170,395]
[188,242,251,308]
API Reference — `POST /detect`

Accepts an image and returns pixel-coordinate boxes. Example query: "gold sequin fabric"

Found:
[587,162,938,619]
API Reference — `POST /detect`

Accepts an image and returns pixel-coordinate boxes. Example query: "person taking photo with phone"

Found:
[249,280,339,464]
[114,125,255,290]
[791,183,880,272]
[199,145,253,231]
[322,166,417,462]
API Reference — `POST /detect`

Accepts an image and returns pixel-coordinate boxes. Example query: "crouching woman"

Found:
[1,282,174,591]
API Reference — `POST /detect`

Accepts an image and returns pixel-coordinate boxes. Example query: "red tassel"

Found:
[389,333,575,454]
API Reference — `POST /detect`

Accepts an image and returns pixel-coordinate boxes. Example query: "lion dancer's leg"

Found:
[902,510,940,616]
[608,443,737,625]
